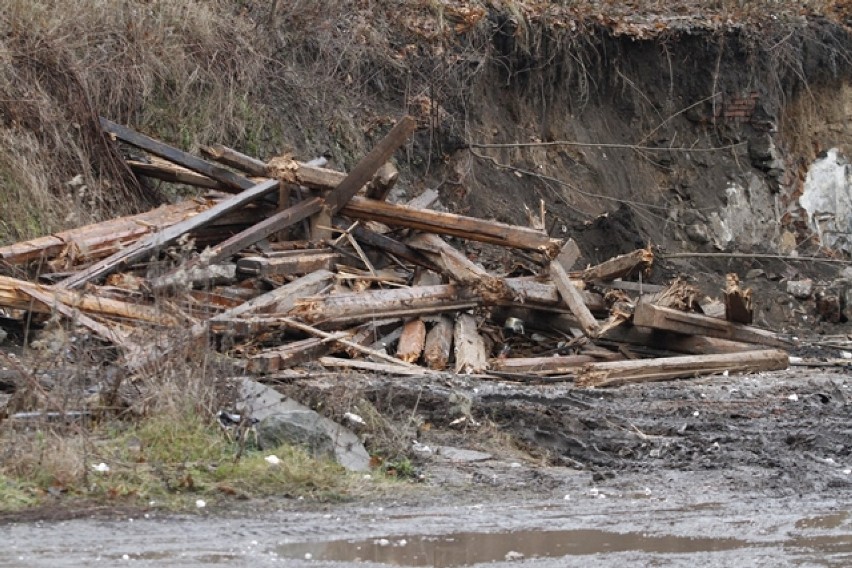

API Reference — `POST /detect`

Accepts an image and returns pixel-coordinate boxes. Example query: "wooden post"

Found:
[423,315,453,370]
[396,319,427,363]
[454,313,488,374]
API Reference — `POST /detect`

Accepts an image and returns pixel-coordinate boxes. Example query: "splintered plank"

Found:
[599,326,758,355]
[581,248,654,282]
[0,276,173,326]
[724,273,753,324]
[396,319,427,363]
[325,116,417,213]
[407,233,490,284]
[341,197,562,255]
[237,250,342,277]
[101,118,255,191]
[59,179,279,289]
[550,239,600,338]
[423,315,453,370]
[491,355,596,374]
[365,162,399,201]
[0,199,216,266]
[454,313,488,374]
[201,144,269,177]
[335,220,439,272]
[575,349,789,388]
[633,302,790,349]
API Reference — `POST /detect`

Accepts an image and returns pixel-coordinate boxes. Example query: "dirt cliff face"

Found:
[406,18,852,265]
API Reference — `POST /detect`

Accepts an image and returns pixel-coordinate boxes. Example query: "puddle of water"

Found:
[795,512,849,531]
[275,529,749,567]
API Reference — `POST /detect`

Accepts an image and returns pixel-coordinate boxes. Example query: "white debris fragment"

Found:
[304,553,313,560]
[91,462,110,473]
[509,462,521,468]
[693,411,700,417]
[563,494,571,500]
[195,499,206,508]
[788,394,799,402]
[265,455,281,465]
[722,370,729,377]
[374,539,390,547]
[843,469,851,475]
[412,441,432,455]
[344,412,365,425]
[121,554,130,561]
[505,551,525,561]
[842,351,852,360]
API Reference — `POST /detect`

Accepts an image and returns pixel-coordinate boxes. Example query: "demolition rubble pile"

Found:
[0,116,792,388]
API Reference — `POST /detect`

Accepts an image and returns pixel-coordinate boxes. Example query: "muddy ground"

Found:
[2,367,850,567]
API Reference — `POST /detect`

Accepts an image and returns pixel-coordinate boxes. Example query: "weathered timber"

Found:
[599,326,756,355]
[550,240,600,338]
[128,157,226,190]
[60,179,280,289]
[423,315,453,370]
[405,188,441,211]
[556,238,581,270]
[365,162,399,201]
[291,284,480,326]
[575,349,789,388]
[341,197,562,255]
[325,116,417,213]
[632,302,790,349]
[0,276,174,326]
[201,144,268,177]
[310,205,334,242]
[491,354,595,374]
[247,337,330,373]
[454,313,488,374]
[19,287,133,349]
[334,220,439,272]
[503,278,607,312]
[396,319,427,363]
[0,199,215,266]
[277,317,419,370]
[407,233,489,284]
[237,250,342,277]
[317,357,444,377]
[101,118,255,191]
[725,273,753,324]
[589,279,667,295]
[149,196,323,291]
[581,248,654,282]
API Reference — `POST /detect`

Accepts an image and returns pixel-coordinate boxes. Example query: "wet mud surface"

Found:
[3,369,851,566]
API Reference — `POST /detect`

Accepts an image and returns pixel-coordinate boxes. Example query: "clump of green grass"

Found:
[0,409,357,512]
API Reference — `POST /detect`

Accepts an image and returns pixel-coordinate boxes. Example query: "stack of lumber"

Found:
[0,117,791,388]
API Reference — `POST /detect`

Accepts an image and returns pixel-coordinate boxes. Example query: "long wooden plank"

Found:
[491,354,596,374]
[201,144,268,177]
[59,179,279,289]
[237,250,342,277]
[335,221,440,272]
[341,197,562,255]
[19,287,134,349]
[550,240,600,338]
[581,248,654,282]
[0,199,216,266]
[325,116,416,213]
[0,276,173,325]
[599,325,758,355]
[101,118,255,191]
[575,349,789,388]
[633,302,790,349]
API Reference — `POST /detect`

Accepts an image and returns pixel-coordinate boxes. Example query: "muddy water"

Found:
[3,473,850,568]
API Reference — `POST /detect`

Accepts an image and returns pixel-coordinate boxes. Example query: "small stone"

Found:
[786,279,814,299]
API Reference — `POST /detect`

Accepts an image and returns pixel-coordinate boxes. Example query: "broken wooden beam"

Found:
[201,144,269,178]
[101,118,255,191]
[0,276,174,326]
[341,197,562,255]
[325,116,417,213]
[365,162,399,201]
[59,179,280,289]
[599,325,758,355]
[454,313,488,374]
[237,250,342,277]
[491,354,596,374]
[575,349,789,388]
[128,156,227,190]
[423,315,453,370]
[396,319,427,363]
[724,273,753,324]
[580,248,654,282]
[632,302,790,349]
[334,220,440,272]
[550,239,600,338]
[0,199,219,266]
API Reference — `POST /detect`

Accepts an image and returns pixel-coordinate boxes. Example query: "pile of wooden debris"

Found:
[0,116,791,388]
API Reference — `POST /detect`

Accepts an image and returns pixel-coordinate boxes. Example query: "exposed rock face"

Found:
[234,378,370,472]
[799,149,852,255]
